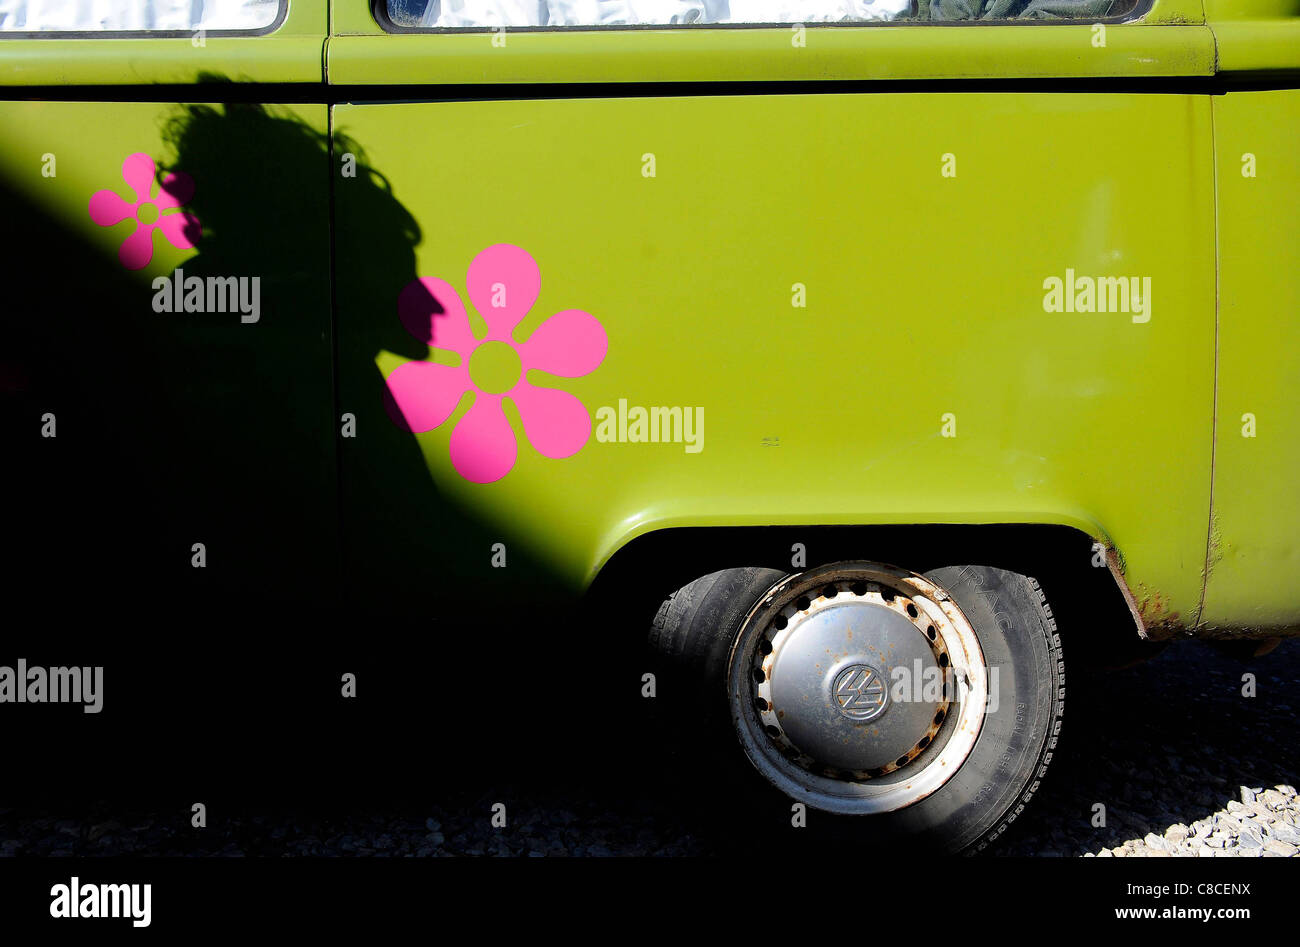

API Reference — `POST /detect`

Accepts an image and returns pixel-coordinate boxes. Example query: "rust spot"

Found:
[1132,584,1180,632]
[1200,511,1224,591]
[1105,545,1153,640]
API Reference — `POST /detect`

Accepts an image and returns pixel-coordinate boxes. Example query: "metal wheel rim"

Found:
[727,562,988,816]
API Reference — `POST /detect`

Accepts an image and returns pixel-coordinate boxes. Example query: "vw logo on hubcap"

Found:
[833,664,889,721]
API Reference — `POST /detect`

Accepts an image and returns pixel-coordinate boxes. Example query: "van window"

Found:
[383,0,1136,27]
[0,0,281,32]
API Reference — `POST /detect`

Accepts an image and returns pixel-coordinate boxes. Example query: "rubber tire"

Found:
[650,567,787,688]
[651,563,1063,854]
[725,563,1062,854]
[886,565,1065,853]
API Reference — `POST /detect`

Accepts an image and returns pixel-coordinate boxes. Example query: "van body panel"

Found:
[1200,89,1300,630]
[327,25,1216,85]
[0,100,336,603]
[333,92,1215,626]
[0,1,322,86]
[3,1,1296,636]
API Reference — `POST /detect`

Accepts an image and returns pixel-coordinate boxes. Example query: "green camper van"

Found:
[1,0,1296,853]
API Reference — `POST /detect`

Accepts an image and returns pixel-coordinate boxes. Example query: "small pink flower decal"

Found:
[384,244,608,484]
[88,152,201,270]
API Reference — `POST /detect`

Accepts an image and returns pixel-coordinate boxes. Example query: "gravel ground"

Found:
[994,637,1300,857]
[2,638,1296,857]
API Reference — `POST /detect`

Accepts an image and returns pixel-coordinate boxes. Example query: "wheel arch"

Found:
[587,522,1153,664]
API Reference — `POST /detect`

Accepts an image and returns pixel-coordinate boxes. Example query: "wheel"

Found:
[717,560,1064,853]
[649,566,788,690]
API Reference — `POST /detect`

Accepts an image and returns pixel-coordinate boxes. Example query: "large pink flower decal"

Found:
[88,152,200,270]
[384,244,608,484]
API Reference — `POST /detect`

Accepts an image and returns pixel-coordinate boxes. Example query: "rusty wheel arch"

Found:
[588,522,1154,668]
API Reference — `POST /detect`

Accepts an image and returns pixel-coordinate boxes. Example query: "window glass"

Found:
[0,0,281,32]
[385,0,1134,26]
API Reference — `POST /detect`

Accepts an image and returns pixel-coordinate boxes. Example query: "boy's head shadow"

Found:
[1,88,617,802]
[159,92,563,625]
[4,88,568,622]
[161,96,431,365]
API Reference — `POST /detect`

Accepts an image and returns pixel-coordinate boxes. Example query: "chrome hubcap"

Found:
[729,562,987,815]
[759,583,952,777]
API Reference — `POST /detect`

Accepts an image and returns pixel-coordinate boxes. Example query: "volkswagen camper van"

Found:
[1,0,1296,853]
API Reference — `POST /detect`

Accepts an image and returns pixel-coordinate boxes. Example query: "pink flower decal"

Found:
[88,152,200,270]
[384,244,608,484]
